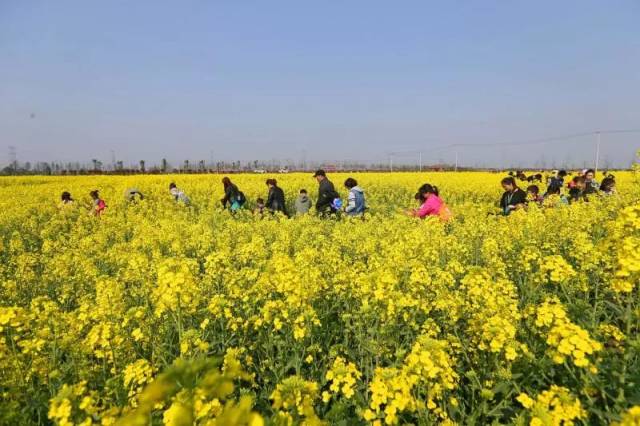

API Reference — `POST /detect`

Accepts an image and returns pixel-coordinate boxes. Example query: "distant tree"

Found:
[184,160,190,171]
[116,161,124,171]
[161,158,168,173]
[139,160,146,173]
[92,159,99,171]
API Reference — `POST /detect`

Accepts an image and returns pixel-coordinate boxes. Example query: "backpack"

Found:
[438,203,453,222]
[237,191,246,205]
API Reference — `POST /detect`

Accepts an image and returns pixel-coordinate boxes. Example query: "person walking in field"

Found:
[265,178,288,216]
[313,169,340,215]
[344,178,366,217]
[499,177,527,215]
[169,183,190,205]
[409,183,452,221]
[60,191,74,206]
[294,189,312,215]
[90,190,106,216]
[124,188,145,202]
[221,177,246,212]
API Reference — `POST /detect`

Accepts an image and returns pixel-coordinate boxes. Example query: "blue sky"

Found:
[1,1,639,168]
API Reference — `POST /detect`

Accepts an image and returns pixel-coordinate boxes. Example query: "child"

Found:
[526,185,544,205]
[294,189,312,215]
[90,190,106,216]
[169,183,190,205]
[254,197,266,216]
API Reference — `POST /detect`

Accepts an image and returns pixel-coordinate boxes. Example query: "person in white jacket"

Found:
[169,183,190,205]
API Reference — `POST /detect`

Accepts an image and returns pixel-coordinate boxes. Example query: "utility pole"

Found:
[389,154,393,172]
[8,146,17,172]
[454,149,459,172]
[419,152,422,172]
[594,131,601,175]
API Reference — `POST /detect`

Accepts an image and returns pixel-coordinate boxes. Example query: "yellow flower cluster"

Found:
[611,204,640,293]
[364,335,457,424]
[517,385,586,425]
[533,299,602,369]
[270,376,323,425]
[323,356,362,401]
[123,359,155,405]
[540,255,577,284]
[613,406,640,426]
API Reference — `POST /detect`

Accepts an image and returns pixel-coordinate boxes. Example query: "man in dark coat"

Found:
[313,170,339,214]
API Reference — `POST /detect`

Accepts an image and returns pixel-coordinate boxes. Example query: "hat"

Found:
[313,169,326,177]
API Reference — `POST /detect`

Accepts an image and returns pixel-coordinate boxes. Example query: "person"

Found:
[526,185,544,205]
[410,183,452,221]
[568,176,596,202]
[313,170,339,215]
[265,178,288,216]
[169,183,190,205]
[294,189,312,215]
[600,176,616,195]
[344,178,366,216]
[221,177,245,212]
[60,191,74,205]
[542,185,569,207]
[584,169,600,191]
[254,198,266,216]
[90,190,106,216]
[545,170,567,195]
[124,188,144,202]
[499,177,527,215]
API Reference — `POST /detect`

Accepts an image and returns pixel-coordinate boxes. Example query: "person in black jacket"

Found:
[313,169,338,215]
[499,177,527,215]
[265,178,288,216]
[221,177,245,211]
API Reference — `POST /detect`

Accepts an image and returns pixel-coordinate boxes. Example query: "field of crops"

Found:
[1,171,639,425]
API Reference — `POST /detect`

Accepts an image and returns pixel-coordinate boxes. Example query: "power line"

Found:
[448,128,640,149]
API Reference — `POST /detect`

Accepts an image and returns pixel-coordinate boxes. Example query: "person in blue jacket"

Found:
[344,177,366,216]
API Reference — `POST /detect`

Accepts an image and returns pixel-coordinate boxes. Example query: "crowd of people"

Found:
[499,168,617,215]
[58,168,616,219]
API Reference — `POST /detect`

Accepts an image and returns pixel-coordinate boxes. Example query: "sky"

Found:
[1,0,639,169]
